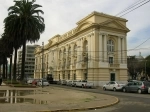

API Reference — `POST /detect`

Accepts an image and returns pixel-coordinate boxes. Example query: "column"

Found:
[88,35,91,68]
[122,37,125,63]
[76,40,81,68]
[104,34,107,62]
[70,43,74,67]
[118,37,121,63]
[70,43,74,79]
[65,46,69,68]
[99,34,103,63]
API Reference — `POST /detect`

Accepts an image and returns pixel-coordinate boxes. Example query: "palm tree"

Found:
[0,38,9,79]
[7,0,45,81]
[1,33,14,80]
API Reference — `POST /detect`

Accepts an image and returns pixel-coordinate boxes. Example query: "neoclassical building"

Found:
[34,11,130,86]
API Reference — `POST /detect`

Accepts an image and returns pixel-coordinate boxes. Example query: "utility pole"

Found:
[42,42,44,88]
[145,60,147,79]
[86,53,88,81]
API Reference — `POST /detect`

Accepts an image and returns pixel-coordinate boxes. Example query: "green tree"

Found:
[145,55,150,78]
[6,0,45,81]
[3,15,23,81]
[127,56,144,80]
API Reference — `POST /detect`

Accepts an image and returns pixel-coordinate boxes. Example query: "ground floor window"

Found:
[74,74,76,80]
[68,74,70,80]
[59,74,60,80]
[63,74,65,79]
[84,73,87,80]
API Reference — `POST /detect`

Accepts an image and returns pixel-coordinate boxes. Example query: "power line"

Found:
[116,0,147,16]
[119,0,150,17]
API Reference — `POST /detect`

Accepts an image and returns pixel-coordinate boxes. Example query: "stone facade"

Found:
[34,11,130,86]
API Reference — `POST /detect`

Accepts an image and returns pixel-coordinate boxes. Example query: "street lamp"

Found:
[145,60,147,79]
[42,42,44,88]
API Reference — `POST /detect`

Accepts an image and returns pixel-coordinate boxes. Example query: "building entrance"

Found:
[110,73,115,81]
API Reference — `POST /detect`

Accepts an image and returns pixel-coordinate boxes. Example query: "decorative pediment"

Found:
[99,20,130,32]
[48,40,53,46]
[76,21,93,32]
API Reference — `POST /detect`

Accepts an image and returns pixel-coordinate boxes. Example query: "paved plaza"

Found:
[0,83,118,112]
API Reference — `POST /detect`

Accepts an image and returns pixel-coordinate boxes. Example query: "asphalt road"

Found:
[49,84,150,112]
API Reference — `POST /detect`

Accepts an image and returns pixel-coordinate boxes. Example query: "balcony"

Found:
[109,63,119,68]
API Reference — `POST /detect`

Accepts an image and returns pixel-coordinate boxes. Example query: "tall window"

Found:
[68,47,71,57]
[109,57,113,64]
[74,45,77,56]
[107,40,114,52]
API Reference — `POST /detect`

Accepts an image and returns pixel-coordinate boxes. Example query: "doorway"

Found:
[110,73,115,81]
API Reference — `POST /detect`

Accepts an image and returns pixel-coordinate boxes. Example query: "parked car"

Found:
[127,80,137,82]
[76,80,94,88]
[66,80,71,86]
[27,78,34,84]
[148,87,150,94]
[72,80,78,87]
[60,80,67,85]
[32,79,40,85]
[103,81,125,91]
[66,80,72,86]
[122,81,150,94]
[37,79,49,86]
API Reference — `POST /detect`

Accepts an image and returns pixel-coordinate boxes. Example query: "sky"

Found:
[0,0,150,57]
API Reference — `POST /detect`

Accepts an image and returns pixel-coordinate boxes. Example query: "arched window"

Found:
[107,40,114,52]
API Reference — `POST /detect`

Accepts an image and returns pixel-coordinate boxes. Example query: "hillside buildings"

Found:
[34,11,130,86]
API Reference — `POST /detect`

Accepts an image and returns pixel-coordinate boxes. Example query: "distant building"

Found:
[17,45,39,78]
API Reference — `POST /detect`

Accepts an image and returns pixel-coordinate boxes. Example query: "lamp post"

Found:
[145,60,147,79]
[42,42,44,88]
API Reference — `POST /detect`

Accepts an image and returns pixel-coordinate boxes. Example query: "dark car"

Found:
[122,81,150,94]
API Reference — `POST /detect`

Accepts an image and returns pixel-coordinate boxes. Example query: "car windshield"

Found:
[42,80,48,82]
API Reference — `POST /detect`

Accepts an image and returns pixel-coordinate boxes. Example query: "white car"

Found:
[37,79,49,86]
[76,80,94,88]
[27,78,34,84]
[103,81,125,91]
[148,87,150,93]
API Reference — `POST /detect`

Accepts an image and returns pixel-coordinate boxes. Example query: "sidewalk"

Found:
[0,84,119,112]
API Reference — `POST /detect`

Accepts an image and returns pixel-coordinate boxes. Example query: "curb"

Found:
[34,96,119,112]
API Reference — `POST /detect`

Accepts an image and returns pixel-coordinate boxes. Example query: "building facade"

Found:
[17,45,39,78]
[34,11,130,86]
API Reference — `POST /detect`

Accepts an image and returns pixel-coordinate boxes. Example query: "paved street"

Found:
[50,84,150,112]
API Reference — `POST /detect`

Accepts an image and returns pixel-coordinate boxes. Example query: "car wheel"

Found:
[138,89,142,94]
[123,88,126,92]
[113,87,116,91]
[103,87,106,91]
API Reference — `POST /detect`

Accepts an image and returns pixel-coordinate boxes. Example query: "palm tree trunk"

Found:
[9,55,12,80]
[6,60,8,79]
[2,55,6,79]
[21,40,26,81]
[13,48,18,81]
